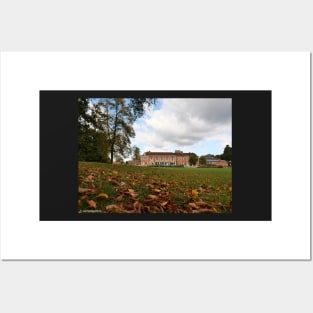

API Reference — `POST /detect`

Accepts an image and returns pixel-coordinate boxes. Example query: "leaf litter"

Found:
[78,163,232,214]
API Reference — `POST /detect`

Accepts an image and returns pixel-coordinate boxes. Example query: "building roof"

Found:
[143,151,192,156]
[205,155,221,161]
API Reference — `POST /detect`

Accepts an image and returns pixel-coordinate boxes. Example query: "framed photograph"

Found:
[40,90,271,221]
[0,52,310,260]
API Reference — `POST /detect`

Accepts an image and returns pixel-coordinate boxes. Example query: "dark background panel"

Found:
[40,91,271,221]
[40,91,78,220]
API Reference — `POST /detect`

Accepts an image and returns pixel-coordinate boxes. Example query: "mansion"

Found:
[140,150,194,167]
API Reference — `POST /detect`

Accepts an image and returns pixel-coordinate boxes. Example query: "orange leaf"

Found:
[188,203,199,209]
[105,204,122,213]
[116,195,124,201]
[148,194,158,199]
[87,200,97,209]
[79,187,95,194]
[192,189,199,197]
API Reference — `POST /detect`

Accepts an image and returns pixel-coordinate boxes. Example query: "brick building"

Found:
[140,150,193,167]
[204,154,229,167]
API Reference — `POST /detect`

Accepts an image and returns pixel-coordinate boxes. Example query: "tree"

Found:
[189,153,198,166]
[78,98,110,162]
[78,97,156,163]
[221,145,232,161]
[128,98,156,120]
[132,145,141,160]
[114,155,124,163]
[199,156,207,165]
[93,98,135,164]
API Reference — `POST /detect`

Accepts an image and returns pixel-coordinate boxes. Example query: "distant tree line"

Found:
[198,145,232,166]
[215,145,232,162]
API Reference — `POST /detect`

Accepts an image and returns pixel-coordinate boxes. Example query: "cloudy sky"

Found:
[128,98,232,160]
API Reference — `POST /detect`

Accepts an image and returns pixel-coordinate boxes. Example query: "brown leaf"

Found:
[87,200,97,209]
[116,194,124,201]
[79,187,95,194]
[133,201,143,213]
[195,201,211,208]
[105,204,121,212]
[208,207,218,213]
[199,208,213,213]
[148,194,158,199]
[87,174,94,182]
[188,203,199,209]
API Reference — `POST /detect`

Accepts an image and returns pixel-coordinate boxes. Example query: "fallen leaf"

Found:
[188,203,199,209]
[192,189,199,197]
[105,204,121,212]
[128,189,135,193]
[195,201,210,207]
[87,200,97,209]
[79,187,95,194]
[116,194,124,201]
[148,194,158,199]
[199,208,213,213]
[96,193,109,199]
[87,174,94,181]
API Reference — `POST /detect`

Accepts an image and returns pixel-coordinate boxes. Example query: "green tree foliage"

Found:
[132,146,141,160]
[221,145,232,161]
[78,98,110,162]
[189,153,198,166]
[128,98,156,120]
[199,156,207,165]
[78,97,155,163]
[114,155,124,163]
[93,98,135,164]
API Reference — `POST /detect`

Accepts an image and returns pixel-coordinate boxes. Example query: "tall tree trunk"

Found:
[110,145,114,164]
[110,101,119,164]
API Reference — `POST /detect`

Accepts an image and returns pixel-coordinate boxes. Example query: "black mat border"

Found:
[40,90,271,221]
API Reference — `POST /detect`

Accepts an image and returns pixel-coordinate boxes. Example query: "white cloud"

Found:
[132,98,232,155]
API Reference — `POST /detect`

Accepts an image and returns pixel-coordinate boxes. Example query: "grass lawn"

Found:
[78,162,232,214]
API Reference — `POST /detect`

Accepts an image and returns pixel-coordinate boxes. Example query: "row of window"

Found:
[141,156,187,161]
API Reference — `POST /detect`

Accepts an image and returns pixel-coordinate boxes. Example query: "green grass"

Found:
[78,162,232,214]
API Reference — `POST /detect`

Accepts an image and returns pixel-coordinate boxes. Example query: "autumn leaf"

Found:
[128,189,135,193]
[152,189,161,193]
[195,201,210,207]
[96,193,109,199]
[116,194,124,201]
[87,200,97,209]
[87,174,94,182]
[191,189,199,197]
[105,204,123,213]
[148,194,158,199]
[188,203,199,209]
[78,187,95,194]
